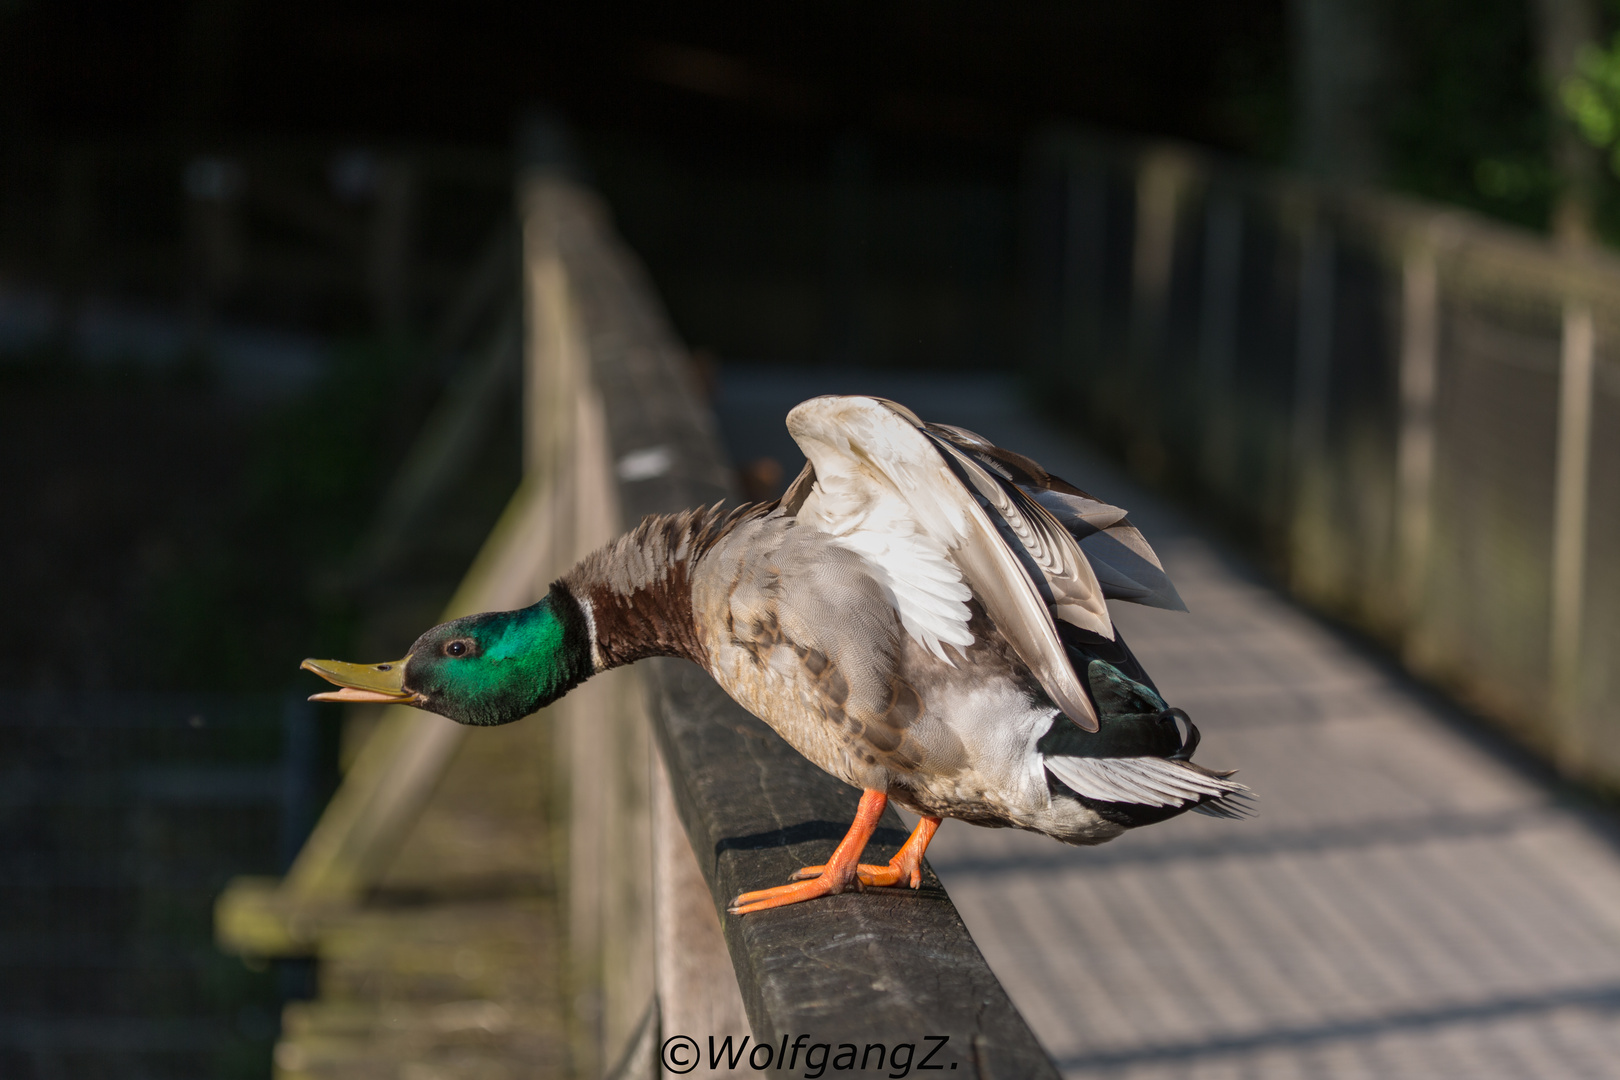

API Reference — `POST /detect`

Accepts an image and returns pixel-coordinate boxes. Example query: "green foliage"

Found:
[1383,0,1557,231]
[1562,33,1620,175]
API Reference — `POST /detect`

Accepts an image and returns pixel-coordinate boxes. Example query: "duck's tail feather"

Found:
[1191,786,1259,819]
[1044,754,1254,811]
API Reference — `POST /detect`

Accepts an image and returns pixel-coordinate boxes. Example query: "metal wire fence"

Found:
[0,692,320,1078]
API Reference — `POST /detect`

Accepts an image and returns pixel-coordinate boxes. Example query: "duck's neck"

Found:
[560,507,729,672]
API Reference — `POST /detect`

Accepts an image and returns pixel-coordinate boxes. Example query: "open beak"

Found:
[300,656,420,705]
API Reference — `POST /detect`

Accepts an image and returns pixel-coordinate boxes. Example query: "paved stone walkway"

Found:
[716,370,1620,1080]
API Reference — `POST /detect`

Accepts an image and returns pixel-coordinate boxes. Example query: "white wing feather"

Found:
[1043,755,1253,809]
[787,395,1101,732]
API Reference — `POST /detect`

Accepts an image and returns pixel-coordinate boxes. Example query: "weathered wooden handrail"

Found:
[647,659,1061,1074]
[219,160,1060,1078]
[528,171,1060,1078]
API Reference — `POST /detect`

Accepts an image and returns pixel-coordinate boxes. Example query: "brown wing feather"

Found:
[924,423,1185,613]
[779,460,817,516]
[923,432,1113,639]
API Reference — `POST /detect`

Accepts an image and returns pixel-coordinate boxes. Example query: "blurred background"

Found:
[5,1,1620,1077]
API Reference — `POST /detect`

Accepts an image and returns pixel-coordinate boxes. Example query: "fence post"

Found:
[1130,150,1186,370]
[1550,299,1595,772]
[651,743,750,1059]
[1396,241,1440,640]
[1290,209,1337,593]
[1129,149,1191,479]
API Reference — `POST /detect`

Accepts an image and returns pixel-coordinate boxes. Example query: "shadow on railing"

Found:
[218,151,1059,1078]
[1026,128,1620,789]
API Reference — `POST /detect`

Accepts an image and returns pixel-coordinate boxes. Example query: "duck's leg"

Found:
[727,789,888,915]
[790,813,942,889]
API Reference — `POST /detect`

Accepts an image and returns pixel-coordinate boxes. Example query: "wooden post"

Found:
[1550,299,1595,771]
[652,743,750,1075]
[1128,150,1188,479]
[521,178,595,480]
[1396,242,1440,638]
[561,377,637,1079]
[1529,0,1603,246]
[1290,212,1337,593]
[1292,0,1394,182]
[1130,151,1185,369]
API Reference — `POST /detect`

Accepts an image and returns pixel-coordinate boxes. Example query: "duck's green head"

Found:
[301,584,595,727]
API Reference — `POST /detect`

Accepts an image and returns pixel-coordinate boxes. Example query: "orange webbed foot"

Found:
[728,868,863,914]
[728,789,891,915]
[730,808,943,914]
[788,861,916,888]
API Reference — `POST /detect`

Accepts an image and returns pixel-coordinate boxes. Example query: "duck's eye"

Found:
[445,640,471,657]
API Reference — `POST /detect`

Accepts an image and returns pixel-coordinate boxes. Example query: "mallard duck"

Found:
[303,396,1251,914]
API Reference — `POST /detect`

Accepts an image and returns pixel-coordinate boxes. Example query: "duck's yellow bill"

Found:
[300,656,418,705]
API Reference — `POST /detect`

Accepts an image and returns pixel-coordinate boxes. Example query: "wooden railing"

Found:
[1026,128,1620,788]
[220,158,1059,1078]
